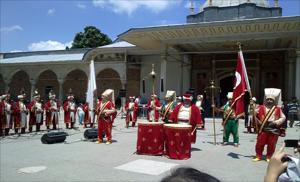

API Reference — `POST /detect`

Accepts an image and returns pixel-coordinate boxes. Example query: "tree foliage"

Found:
[71,26,112,49]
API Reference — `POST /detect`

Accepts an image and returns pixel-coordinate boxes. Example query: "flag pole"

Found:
[205,80,220,145]
[150,64,156,95]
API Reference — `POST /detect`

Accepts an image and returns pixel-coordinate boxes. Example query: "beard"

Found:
[265,101,274,108]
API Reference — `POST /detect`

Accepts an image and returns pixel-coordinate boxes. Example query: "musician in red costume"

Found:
[146,94,160,122]
[170,93,203,143]
[125,96,138,128]
[28,90,44,132]
[44,91,60,130]
[253,88,286,162]
[13,93,28,134]
[95,89,117,145]
[63,91,76,129]
[83,102,91,128]
[0,94,4,136]
[1,93,13,136]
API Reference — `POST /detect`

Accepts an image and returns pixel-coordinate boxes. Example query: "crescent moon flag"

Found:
[231,48,251,118]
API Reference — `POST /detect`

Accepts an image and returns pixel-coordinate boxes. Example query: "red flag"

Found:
[231,49,251,118]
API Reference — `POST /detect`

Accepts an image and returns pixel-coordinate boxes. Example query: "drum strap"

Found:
[97,101,109,120]
[222,108,234,126]
[259,106,275,134]
[163,101,174,119]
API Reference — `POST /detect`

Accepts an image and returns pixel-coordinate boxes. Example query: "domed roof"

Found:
[202,0,269,9]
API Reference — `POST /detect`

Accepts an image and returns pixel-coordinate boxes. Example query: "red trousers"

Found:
[98,120,112,142]
[255,132,278,159]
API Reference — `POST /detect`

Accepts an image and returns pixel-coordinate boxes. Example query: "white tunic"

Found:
[128,102,135,118]
[69,101,76,122]
[35,102,43,124]
[149,100,155,121]
[19,102,27,127]
[5,102,12,127]
[178,105,190,124]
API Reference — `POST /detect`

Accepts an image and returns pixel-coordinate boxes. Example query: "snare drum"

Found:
[164,124,192,160]
[136,121,164,155]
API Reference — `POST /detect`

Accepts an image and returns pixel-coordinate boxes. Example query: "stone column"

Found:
[182,55,191,94]
[295,49,300,100]
[58,78,64,102]
[285,51,296,100]
[211,55,216,80]
[30,79,36,100]
[160,52,167,99]
[3,78,11,93]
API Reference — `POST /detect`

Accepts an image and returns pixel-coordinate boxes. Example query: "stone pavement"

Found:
[0,113,299,182]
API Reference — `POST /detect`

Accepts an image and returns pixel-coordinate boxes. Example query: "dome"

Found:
[201,0,269,10]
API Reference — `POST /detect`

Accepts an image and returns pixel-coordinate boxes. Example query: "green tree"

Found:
[71,26,112,49]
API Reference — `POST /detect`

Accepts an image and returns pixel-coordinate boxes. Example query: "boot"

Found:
[5,128,9,136]
[36,124,40,132]
[53,124,57,130]
[0,129,3,136]
[15,128,19,134]
[90,123,94,128]
[71,122,74,129]
[21,128,26,134]
[289,120,294,128]
[132,122,135,127]
[66,123,69,129]
[126,123,129,128]
[47,126,50,130]
[29,126,33,133]
[247,126,252,133]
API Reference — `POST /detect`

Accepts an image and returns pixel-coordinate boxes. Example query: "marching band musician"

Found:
[2,93,12,136]
[125,96,138,128]
[13,92,28,134]
[44,90,59,130]
[195,95,205,129]
[82,102,91,128]
[170,93,203,143]
[159,90,176,123]
[146,94,160,122]
[63,90,76,129]
[95,89,117,145]
[28,90,43,132]
[247,97,258,133]
[221,92,239,147]
[253,88,286,162]
[0,94,5,136]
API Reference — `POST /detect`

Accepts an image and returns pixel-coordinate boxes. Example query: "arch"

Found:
[36,70,59,100]
[63,69,88,103]
[96,68,122,106]
[0,74,4,94]
[9,70,31,100]
[96,66,125,82]
[217,71,254,106]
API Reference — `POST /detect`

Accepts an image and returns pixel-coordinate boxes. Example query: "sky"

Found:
[1,0,299,53]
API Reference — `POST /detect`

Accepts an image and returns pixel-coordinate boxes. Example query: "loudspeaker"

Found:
[119,89,126,97]
[84,128,98,139]
[83,128,105,139]
[41,132,68,144]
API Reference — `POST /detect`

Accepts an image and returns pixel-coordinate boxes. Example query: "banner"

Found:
[231,49,251,118]
[86,60,97,110]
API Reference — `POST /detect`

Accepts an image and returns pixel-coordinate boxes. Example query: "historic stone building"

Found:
[1,0,299,105]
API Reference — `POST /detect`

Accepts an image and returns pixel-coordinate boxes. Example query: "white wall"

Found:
[139,55,161,100]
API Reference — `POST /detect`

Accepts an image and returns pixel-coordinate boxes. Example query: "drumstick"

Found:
[191,127,197,135]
